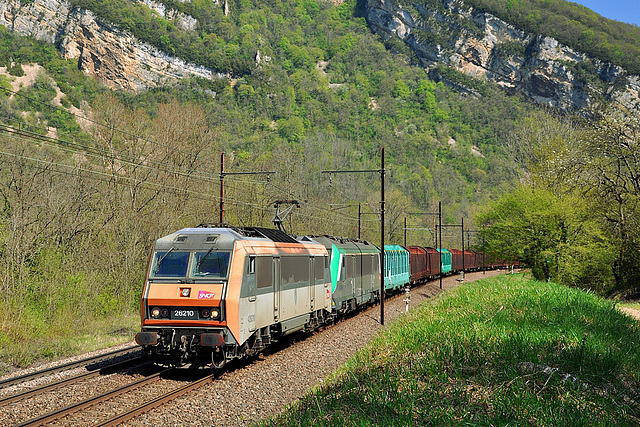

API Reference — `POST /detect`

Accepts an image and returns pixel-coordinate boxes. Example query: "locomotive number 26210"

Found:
[172,310,197,319]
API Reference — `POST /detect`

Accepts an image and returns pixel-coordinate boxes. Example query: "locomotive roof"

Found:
[153,226,302,251]
[311,235,380,254]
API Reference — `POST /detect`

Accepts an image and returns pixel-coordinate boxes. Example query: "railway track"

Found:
[0,356,143,406]
[96,372,217,426]
[11,367,218,426]
[14,367,172,426]
[0,345,141,390]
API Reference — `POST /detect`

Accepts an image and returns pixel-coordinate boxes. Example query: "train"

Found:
[134,225,508,367]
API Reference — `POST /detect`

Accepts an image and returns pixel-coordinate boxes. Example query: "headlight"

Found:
[151,307,161,318]
[201,308,210,318]
[210,308,220,319]
[161,308,169,318]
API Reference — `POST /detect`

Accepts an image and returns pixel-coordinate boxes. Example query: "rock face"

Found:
[139,0,197,31]
[365,0,640,112]
[0,0,638,111]
[0,0,223,91]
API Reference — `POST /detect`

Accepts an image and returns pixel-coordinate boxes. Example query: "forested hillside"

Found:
[0,0,639,367]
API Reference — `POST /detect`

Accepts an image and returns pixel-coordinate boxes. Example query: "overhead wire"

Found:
[1,86,201,158]
[1,130,415,235]
[257,172,382,224]
[0,146,368,232]
[0,149,218,201]
[220,172,381,228]
[222,177,381,226]
[1,82,384,232]
[0,127,220,185]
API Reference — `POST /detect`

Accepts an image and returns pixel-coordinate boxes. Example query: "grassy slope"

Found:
[267,274,640,425]
[0,314,138,375]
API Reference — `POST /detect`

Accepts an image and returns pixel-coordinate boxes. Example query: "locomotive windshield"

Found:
[191,251,230,278]
[151,248,189,278]
[149,249,230,279]
[151,250,190,278]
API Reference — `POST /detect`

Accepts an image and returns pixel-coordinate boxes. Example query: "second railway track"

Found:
[0,345,141,390]
[10,367,219,427]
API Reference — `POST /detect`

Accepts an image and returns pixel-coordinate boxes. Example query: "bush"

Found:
[8,62,24,77]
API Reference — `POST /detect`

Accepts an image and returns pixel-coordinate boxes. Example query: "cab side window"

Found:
[257,257,273,289]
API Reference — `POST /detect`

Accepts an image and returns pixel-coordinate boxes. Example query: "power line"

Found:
[1,86,200,158]
[0,150,217,201]
[0,123,219,183]
[0,147,372,231]
[222,178,381,226]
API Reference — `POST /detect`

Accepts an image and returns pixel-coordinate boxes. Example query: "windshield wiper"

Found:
[196,247,215,271]
[154,247,176,274]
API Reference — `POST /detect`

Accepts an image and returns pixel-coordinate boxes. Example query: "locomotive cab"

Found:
[136,229,236,367]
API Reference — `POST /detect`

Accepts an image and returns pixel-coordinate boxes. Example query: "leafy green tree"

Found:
[522,106,640,294]
[393,80,410,99]
[476,186,615,293]
[8,62,24,77]
[277,116,305,142]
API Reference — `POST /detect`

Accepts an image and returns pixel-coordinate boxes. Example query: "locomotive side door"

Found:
[273,256,281,321]
[347,255,355,298]
[309,257,315,311]
[246,255,257,333]
[255,255,274,329]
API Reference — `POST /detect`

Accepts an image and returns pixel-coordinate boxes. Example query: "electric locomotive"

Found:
[135,226,332,367]
[311,236,381,314]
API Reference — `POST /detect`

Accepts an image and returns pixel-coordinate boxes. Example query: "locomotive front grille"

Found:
[148,306,224,321]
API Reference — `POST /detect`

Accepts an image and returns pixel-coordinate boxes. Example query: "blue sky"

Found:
[569,0,640,26]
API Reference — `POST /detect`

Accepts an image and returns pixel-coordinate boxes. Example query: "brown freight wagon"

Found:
[449,248,463,273]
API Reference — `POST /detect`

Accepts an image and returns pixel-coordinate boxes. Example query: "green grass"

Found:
[0,311,138,374]
[265,274,640,426]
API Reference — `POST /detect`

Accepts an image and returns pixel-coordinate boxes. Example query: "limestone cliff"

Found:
[365,0,640,112]
[1,0,639,112]
[0,0,223,91]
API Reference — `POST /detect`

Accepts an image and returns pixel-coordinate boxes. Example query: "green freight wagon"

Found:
[438,248,452,275]
[384,244,410,292]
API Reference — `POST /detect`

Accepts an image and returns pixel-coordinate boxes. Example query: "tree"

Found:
[573,109,640,293]
[476,186,615,293]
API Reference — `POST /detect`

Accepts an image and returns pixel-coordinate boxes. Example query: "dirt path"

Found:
[619,306,640,320]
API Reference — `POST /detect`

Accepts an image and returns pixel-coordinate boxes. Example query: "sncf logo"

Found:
[198,291,215,299]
